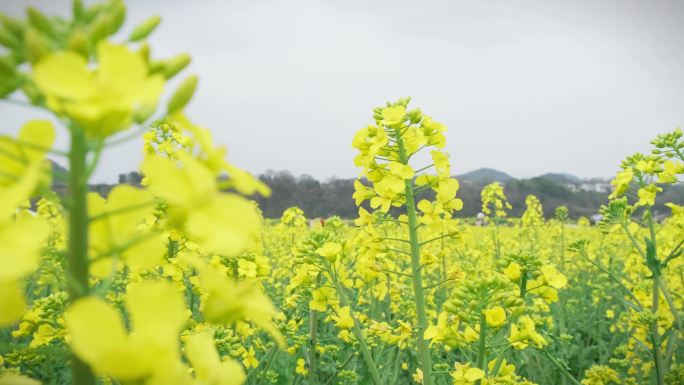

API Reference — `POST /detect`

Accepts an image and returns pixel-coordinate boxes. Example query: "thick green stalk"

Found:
[559,222,565,273]
[437,234,447,313]
[395,129,433,385]
[68,128,95,385]
[651,278,664,385]
[646,209,664,385]
[309,278,319,385]
[308,310,318,384]
[493,220,501,260]
[520,270,528,299]
[403,180,434,385]
[476,312,487,371]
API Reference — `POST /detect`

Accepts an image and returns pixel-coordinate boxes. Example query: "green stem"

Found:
[309,276,320,385]
[437,227,447,313]
[254,345,279,385]
[395,131,433,385]
[68,127,95,385]
[646,209,665,385]
[477,312,488,372]
[560,222,565,273]
[490,346,510,376]
[652,275,664,385]
[576,247,643,309]
[493,221,501,260]
[541,350,582,385]
[657,276,683,332]
[520,270,528,299]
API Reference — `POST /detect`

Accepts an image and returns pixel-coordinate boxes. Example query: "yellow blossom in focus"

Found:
[636,184,661,207]
[295,358,308,376]
[332,306,354,329]
[381,105,406,126]
[484,306,506,328]
[609,169,633,199]
[451,362,484,384]
[412,368,423,384]
[317,242,342,262]
[504,262,521,282]
[541,265,567,289]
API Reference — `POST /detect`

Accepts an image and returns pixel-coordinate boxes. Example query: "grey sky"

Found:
[2,0,683,183]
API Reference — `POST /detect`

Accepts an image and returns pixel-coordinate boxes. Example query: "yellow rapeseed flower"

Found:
[484,306,506,328]
[33,43,164,137]
[65,281,187,381]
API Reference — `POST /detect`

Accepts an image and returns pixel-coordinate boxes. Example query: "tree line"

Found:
[70,168,684,220]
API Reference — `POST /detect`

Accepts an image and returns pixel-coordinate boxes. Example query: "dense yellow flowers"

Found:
[1,2,684,384]
[0,3,282,385]
[481,182,512,219]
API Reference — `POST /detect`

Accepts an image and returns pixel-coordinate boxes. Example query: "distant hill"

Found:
[43,164,683,219]
[535,173,582,184]
[457,168,515,184]
[50,160,68,185]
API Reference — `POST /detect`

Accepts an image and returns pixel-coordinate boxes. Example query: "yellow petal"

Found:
[126,280,186,341]
[0,373,41,385]
[96,42,147,98]
[33,51,96,100]
[424,325,438,340]
[0,163,41,221]
[0,216,49,280]
[484,306,506,328]
[141,153,216,208]
[17,120,55,162]
[185,194,259,255]
[464,367,485,382]
[122,234,166,271]
[104,185,155,236]
[65,297,129,370]
[184,332,221,380]
[0,279,27,326]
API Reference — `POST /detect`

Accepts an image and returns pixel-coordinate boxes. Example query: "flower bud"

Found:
[129,16,161,42]
[21,79,42,104]
[133,103,157,124]
[0,55,15,77]
[0,15,25,38]
[0,27,20,49]
[88,14,113,45]
[25,28,52,64]
[167,75,198,114]
[73,0,86,21]
[27,7,54,37]
[163,53,191,79]
[67,29,89,58]
[107,0,126,35]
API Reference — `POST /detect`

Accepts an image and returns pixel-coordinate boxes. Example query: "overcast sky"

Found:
[2,0,683,183]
